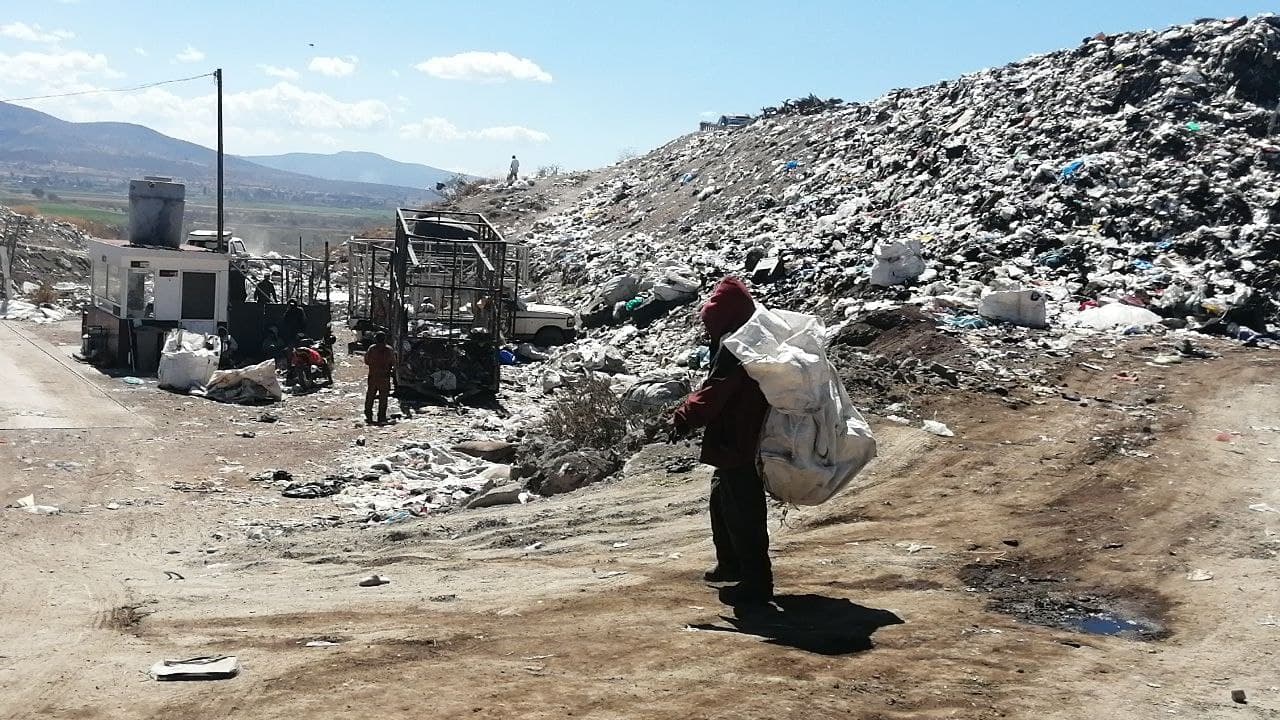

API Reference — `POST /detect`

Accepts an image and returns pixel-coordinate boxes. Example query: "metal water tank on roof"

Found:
[128,177,185,249]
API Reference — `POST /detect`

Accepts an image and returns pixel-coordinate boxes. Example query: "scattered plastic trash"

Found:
[1186,569,1214,582]
[1060,159,1085,179]
[13,495,59,514]
[358,574,390,587]
[1248,503,1278,513]
[150,655,239,681]
[122,376,145,385]
[1185,121,1202,132]
[922,420,955,437]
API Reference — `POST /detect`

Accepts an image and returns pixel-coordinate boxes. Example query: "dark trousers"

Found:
[710,465,773,590]
[365,383,389,421]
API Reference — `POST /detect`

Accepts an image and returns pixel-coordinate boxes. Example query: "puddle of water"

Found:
[1073,613,1151,636]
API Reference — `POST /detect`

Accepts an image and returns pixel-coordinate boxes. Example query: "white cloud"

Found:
[175,45,205,63]
[475,125,551,143]
[226,82,388,130]
[399,117,465,142]
[399,117,549,143]
[308,55,357,77]
[0,22,75,44]
[258,64,299,80]
[134,47,148,57]
[389,69,400,78]
[0,50,116,87]
[414,51,552,83]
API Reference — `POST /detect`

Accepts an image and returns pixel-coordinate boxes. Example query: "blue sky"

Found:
[0,0,1274,177]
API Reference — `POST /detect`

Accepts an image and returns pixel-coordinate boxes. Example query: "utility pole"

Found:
[215,68,224,253]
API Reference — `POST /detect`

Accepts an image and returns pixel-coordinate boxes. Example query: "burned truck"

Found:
[349,210,576,398]
[375,209,575,399]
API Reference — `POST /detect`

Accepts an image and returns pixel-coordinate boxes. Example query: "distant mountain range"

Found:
[246,151,469,190]
[0,102,454,208]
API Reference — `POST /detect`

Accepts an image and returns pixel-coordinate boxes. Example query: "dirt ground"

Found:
[1,319,1278,720]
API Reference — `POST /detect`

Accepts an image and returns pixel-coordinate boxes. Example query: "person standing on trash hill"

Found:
[507,155,519,185]
[671,276,773,606]
[364,332,396,425]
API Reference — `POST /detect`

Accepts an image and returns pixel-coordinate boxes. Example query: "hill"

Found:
[464,14,1280,340]
[245,150,468,190]
[0,102,438,208]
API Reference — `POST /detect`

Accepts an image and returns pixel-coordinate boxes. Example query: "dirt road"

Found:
[0,323,1276,719]
[0,321,144,430]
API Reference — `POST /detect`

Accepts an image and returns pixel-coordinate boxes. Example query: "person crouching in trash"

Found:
[670,276,773,605]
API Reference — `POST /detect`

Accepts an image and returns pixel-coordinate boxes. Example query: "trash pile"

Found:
[0,205,91,277]
[499,15,1280,361]
[290,440,529,520]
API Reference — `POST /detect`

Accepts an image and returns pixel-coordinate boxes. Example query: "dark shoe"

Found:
[703,566,741,583]
[718,583,773,607]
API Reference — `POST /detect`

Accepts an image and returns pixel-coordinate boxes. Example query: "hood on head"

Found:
[699,276,755,341]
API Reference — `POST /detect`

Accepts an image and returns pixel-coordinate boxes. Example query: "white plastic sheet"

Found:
[722,307,877,505]
[1073,303,1163,330]
[157,329,219,393]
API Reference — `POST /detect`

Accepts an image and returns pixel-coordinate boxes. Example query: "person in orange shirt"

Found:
[363,332,396,424]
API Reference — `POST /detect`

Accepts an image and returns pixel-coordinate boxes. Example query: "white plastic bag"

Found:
[722,307,878,505]
[869,240,925,287]
[157,329,219,393]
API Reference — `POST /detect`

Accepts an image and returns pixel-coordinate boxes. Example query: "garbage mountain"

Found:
[512,15,1280,337]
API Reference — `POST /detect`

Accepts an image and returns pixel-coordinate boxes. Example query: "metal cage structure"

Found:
[346,237,396,339]
[390,209,512,399]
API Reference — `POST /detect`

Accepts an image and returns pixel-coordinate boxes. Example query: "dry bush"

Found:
[30,284,59,305]
[542,373,628,450]
[535,165,561,178]
[10,204,39,217]
[541,373,674,451]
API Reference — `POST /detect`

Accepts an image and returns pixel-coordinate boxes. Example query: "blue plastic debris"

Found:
[784,160,800,171]
[498,349,517,365]
[122,376,144,385]
[1132,259,1155,271]
[1038,251,1065,268]
[1060,160,1085,179]
[946,315,991,329]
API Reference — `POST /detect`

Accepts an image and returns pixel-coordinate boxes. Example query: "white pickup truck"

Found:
[509,298,577,346]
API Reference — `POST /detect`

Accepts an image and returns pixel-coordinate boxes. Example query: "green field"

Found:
[1,185,397,254]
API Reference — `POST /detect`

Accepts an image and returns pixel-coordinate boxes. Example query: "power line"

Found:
[0,72,215,103]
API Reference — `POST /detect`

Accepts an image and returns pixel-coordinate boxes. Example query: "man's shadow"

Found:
[690,593,904,656]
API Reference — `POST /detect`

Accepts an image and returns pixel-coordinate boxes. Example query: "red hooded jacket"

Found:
[673,277,769,469]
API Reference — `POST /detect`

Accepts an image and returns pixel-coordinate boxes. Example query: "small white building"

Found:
[84,237,230,369]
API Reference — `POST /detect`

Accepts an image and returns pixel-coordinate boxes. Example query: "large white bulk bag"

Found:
[722,307,877,505]
[157,329,219,393]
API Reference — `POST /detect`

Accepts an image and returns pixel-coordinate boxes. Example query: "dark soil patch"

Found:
[959,561,1168,640]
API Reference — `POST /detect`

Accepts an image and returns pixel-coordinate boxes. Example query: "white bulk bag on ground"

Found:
[978,289,1048,328]
[201,359,283,403]
[722,307,877,505]
[157,329,219,393]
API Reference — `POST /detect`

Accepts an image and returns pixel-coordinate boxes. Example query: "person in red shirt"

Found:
[287,345,330,391]
[363,332,396,424]
[672,277,772,605]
